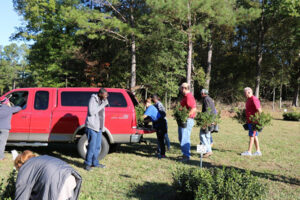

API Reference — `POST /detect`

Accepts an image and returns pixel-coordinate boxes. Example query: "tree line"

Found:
[0,0,299,106]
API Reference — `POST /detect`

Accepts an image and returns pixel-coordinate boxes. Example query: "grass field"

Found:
[0,110,299,199]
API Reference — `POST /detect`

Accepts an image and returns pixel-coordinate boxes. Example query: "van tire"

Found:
[77,134,110,161]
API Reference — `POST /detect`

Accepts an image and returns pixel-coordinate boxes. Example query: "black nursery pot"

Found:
[177,120,187,128]
[243,124,249,131]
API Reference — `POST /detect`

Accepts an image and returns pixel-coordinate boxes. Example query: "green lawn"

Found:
[1,112,299,200]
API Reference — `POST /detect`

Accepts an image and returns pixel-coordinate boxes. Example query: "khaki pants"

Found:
[0,129,9,160]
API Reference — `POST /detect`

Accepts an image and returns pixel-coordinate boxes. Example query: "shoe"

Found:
[241,151,252,156]
[180,155,190,163]
[94,164,106,168]
[253,151,262,156]
[203,152,213,158]
[84,165,92,171]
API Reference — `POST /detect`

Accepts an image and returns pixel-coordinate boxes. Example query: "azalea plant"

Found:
[195,108,221,130]
[249,112,272,131]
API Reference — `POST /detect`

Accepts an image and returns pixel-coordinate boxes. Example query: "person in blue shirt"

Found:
[143,98,167,158]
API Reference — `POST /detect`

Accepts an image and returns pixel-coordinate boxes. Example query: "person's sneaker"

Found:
[253,151,262,156]
[94,164,106,168]
[84,165,92,171]
[203,152,213,158]
[181,155,190,163]
[241,151,252,156]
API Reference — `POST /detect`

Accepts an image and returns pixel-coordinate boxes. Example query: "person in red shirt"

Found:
[241,87,262,156]
[178,83,197,162]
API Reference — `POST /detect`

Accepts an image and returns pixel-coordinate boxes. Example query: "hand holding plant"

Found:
[249,112,272,131]
[172,104,189,127]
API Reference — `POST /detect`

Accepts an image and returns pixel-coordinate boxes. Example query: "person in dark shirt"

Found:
[0,96,21,160]
[152,94,170,151]
[200,89,217,158]
[143,98,167,158]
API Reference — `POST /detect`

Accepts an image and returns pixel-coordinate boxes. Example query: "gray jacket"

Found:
[85,94,108,132]
[15,155,82,200]
[0,104,21,130]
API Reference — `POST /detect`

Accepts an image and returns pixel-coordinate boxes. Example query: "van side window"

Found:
[34,91,49,110]
[7,91,28,108]
[61,91,127,107]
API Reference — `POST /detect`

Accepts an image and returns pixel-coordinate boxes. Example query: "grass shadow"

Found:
[127,181,176,200]
[6,143,83,168]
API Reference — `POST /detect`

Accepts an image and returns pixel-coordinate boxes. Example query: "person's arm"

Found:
[253,97,262,114]
[11,106,22,114]
[88,97,108,115]
[187,95,197,117]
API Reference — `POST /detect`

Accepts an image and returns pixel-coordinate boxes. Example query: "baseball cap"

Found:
[0,96,9,105]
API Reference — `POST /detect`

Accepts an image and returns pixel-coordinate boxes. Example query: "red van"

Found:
[2,88,154,160]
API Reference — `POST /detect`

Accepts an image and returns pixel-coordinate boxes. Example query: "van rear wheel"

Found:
[77,134,109,161]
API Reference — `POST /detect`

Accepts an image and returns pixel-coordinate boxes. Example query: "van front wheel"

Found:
[77,134,109,161]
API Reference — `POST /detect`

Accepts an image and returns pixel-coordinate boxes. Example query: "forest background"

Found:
[0,0,299,107]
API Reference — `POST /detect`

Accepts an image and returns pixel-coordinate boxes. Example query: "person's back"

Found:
[0,104,21,130]
[15,155,82,200]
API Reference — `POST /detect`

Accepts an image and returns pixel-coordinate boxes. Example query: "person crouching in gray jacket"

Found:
[84,88,109,171]
[14,150,82,200]
[0,96,21,160]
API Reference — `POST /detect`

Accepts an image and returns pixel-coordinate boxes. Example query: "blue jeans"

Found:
[200,129,212,153]
[178,118,194,158]
[84,128,102,167]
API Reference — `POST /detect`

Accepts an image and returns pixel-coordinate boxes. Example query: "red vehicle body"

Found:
[2,87,153,159]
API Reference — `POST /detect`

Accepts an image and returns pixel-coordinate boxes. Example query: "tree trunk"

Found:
[292,85,299,107]
[272,86,275,111]
[292,55,300,107]
[279,82,282,109]
[186,0,192,87]
[205,38,213,91]
[130,0,136,93]
[255,0,265,98]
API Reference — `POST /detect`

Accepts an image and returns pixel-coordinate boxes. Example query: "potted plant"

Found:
[135,104,145,127]
[195,108,221,133]
[249,112,272,131]
[172,104,189,128]
[233,108,248,130]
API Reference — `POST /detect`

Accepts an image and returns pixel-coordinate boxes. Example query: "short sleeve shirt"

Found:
[180,92,196,118]
[144,105,161,122]
[246,96,261,123]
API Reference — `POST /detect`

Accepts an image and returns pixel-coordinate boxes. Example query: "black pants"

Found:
[156,128,166,156]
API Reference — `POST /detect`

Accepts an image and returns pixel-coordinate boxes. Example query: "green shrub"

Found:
[249,112,272,131]
[172,166,267,200]
[195,108,221,129]
[172,103,189,125]
[283,112,300,121]
[233,108,247,124]
[0,169,17,200]
[135,104,145,127]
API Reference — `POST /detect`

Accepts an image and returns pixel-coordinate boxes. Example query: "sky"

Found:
[0,1,24,47]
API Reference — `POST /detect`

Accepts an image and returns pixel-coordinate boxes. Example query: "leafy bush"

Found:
[249,112,272,131]
[283,112,300,121]
[172,103,189,125]
[135,104,145,127]
[0,169,17,200]
[195,108,221,129]
[233,108,247,124]
[173,166,267,200]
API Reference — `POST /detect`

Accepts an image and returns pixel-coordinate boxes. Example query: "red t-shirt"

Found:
[246,96,261,123]
[180,92,196,118]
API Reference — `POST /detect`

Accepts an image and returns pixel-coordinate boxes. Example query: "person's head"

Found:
[151,94,160,103]
[0,97,10,106]
[14,150,36,171]
[201,89,208,97]
[180,83,190,95]
[98,88,108,100]
[244,87,253,98]
[144,98,152,108]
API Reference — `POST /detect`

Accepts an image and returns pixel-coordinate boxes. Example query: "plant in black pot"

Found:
[233,108,248,130]
[195,108,221,133]
[135,104,145,127]
[249,112,272,131]
[172,104,189,128]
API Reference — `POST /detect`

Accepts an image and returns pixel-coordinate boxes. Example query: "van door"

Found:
[8,90,31,141]
[28,90,53,141]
